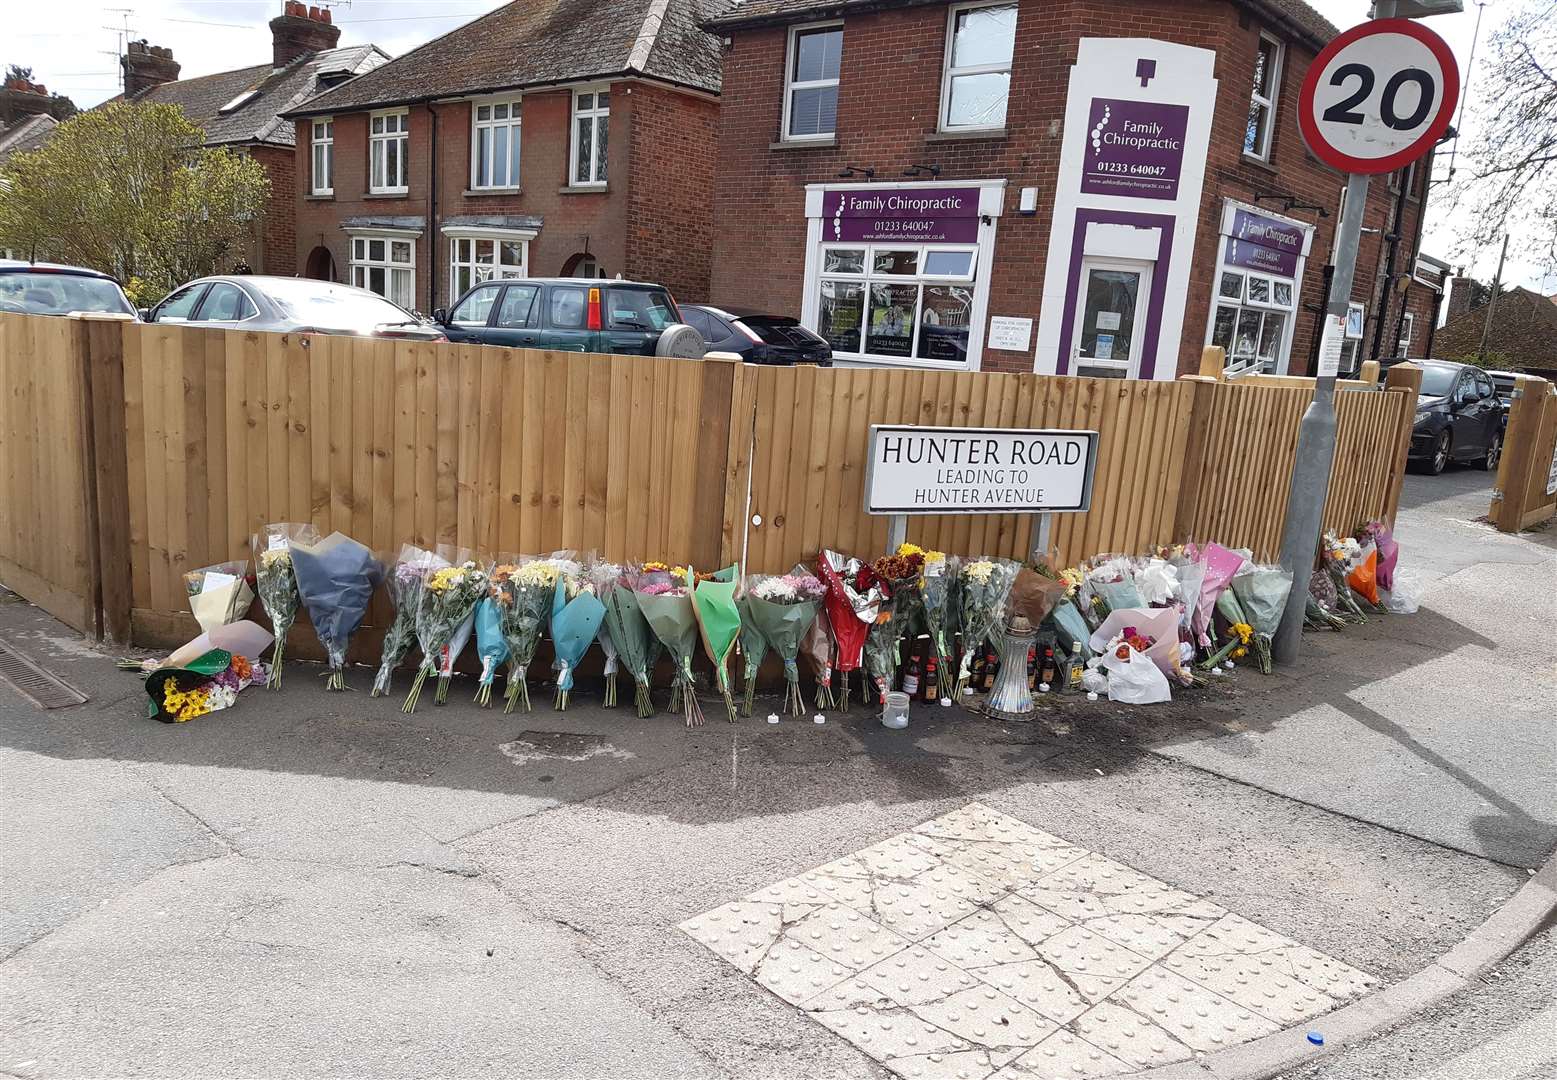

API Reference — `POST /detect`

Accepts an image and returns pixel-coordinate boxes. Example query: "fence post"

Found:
[1380,362,1422,525]
[1490,375,1548,532]
[1198,345,1226,380]
[1358,359,1380,387]
[1171,375,1219,542]
[73,315,134,646]
[691,356,739,570]
[719,362,757,569]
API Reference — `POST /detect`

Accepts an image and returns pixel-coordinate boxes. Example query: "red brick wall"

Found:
[250,144,297,276]
[294,81,716,312]
[625,82,719,303]
[711,0,1434,375]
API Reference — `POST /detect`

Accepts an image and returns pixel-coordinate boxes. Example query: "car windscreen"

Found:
[0,272,134,316]
[739,315,820,348]
[605,287,677,331]
[262,279,420,330]
[1418,366,1457,396]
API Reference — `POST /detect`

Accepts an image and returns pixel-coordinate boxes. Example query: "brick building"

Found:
[704,0,1443,377]
[1433,287,1557,371]
[118,4,387,276]
[283,0,726,315]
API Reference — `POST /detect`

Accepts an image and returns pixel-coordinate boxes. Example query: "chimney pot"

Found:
[270,3,342,67]
[320,7,332,23]
[309,6,323,20]
[121,40,180,97]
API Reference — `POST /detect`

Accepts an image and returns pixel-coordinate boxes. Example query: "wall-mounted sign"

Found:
[987,315,1033,352]
[1222,209,1307,276]
[864,425,1100,514]
[824,187,981,244]
[1080,98,1190,201]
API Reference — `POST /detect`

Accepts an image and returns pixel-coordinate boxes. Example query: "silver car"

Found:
[143,275,446,341]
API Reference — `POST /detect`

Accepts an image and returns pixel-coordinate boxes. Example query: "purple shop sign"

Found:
[1228,208,1305,256]
[1224,237,1299,277]
[824,187,980,244]
[1079,98,1189,201]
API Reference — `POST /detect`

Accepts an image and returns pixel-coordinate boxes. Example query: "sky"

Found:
[5,0,1547,294]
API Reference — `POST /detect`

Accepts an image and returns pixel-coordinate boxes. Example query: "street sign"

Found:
[864,426,1099,514]
[1298,18,1459,175]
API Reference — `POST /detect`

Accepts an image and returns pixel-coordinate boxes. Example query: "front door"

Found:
[1072,258,1152,379]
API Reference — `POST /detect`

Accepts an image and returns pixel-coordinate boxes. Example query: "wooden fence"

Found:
[0,313,1417,650]
[1490,374,1557,533]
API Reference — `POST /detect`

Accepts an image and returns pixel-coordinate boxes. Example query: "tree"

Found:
[0,101,267,300]
[1448,0,1557,267]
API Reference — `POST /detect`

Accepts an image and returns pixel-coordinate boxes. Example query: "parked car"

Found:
[0,260,137,318]
[1484,369,1522,413]
[1408,359,1504,475]
[680,304,833,366]
[144,276,446,341]
[434,278,703,357]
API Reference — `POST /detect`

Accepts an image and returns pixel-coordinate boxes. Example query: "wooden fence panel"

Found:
[1491,376,1557,532]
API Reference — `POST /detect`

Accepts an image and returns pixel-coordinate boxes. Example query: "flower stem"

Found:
[267,642,285,690]
[403,667,428,713]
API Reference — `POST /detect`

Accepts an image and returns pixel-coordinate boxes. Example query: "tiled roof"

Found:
[0,113,57,162]
[132,44,386,147]
[287,0,729,118]
[706,0,1338,48]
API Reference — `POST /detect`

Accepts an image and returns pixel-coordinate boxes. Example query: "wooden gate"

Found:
[1490,375,1557,532]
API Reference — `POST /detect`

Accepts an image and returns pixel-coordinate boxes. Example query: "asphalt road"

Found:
[0,464,1551,1079]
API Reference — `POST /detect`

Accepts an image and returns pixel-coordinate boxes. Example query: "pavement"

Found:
[0,464,1552,1079]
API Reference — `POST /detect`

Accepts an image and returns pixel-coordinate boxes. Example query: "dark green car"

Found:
[433,278,704,357]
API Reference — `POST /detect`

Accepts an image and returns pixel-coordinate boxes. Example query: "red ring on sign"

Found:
[1298,17,1460,176]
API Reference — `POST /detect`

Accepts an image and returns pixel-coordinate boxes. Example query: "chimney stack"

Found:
[1446,275,1484,322]
[121,40,181,98]
[270,1,341,69]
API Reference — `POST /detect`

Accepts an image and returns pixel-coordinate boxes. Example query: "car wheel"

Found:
[1428,430,1450,475]
[1477,432,1502,471]
[654,324,706,359]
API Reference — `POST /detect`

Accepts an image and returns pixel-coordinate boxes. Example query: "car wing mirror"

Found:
[432,307,448,325]
[138,307,152,321]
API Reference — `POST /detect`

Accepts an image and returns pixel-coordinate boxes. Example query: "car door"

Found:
[542,284,593,352]
[441,282,503,344]
[1449,372,1488,457]
[189,282,258,328]
[150,282,209,324]
[1474,372,1503,445]
[482,283,542,349]
[695,311,747,357]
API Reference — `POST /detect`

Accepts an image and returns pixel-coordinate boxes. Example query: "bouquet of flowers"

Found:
[472,584,510,707]
[1229,563,1292,675]
[1305,568,1349,631]
[145,649,258,723]
[815,550,886,711]
[490,556,561,714]
[1199,588,1255,671]
[692,564,742,723]
[1133,557,1181,607]
[1190,543,1250,648]
[1080,555,1143,624]
[373,546,439,697]
[1035,561,1093,660]
[636,566,703,727]
[920,551,960,681]
[736,593,768,717]
[743,567,825,716]
[595,562,657,717]
[863,548,926,700]
[183,560,254,634]
[1166,546,1208,643]
[250,522,319,690]
[550,563,605,711]
[403,550,487,712]
[800,604,836,710]
[289,532,383,691]
[1322,533,1371,622]
[1359,520,1400,594]
[954,557,1019,695]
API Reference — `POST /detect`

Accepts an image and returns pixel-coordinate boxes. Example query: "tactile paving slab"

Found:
[681,803,1377,1079]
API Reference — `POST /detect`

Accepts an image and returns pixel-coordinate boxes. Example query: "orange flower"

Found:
[231,655,252,681]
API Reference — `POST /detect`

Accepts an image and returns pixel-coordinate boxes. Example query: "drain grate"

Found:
[0,639,89,709]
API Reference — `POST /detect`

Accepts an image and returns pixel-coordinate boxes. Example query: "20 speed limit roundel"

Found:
[1298,18,1460,175]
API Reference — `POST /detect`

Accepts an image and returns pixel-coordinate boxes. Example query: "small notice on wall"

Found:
[987,316,1033,352]
[1316,313,1346,378]
[1096,311,1121,330]
[1546,440,1557,496]
[1094,335,1115,360]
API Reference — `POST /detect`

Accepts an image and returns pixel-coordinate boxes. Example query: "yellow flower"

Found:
[1060,567,1084,597]
[1231,647,1248,660]
[642,561,671,573]
[1232,622,1254,644]
[896,542,926,558]
[964,560,995,584]
[427,567,466,592]
[259,548,291,570]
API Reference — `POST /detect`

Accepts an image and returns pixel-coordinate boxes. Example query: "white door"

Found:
[1071,257,1153,379]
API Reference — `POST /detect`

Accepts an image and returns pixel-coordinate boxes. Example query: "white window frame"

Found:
[813,241,981,367]
[569,86,610,188]
[369,109,409,195]
[443,227,534,301]
[782,21,843,143]
[1244,32,1283,162]
[347,230,418,311]
[1208,266,1298,375]
[1397,311,1415,356]
[1339,301,1366,374]
[470,96,522,191]
[939,1,1017,133]
[310,118,334,196]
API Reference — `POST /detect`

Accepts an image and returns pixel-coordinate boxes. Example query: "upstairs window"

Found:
[784,24,842,140]
[310,119,333,195]
[1244,33,1282,161]
[940,2,1016,131]
[571,88,609,187]
[472,98,522,189]
[369,110,409,193]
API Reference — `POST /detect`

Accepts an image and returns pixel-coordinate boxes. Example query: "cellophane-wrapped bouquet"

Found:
[1032,560,1091,659]
[403,550,487,712]
[736,592,768,718]
[815,550,886,712]
[800,605,836,710]
[635,565,703,727]
[372,546,435,697]
[183,560,254,634]
[489,556,561,714]
[1080,555,1144,626]
[1306,568,1348,630]
[472,568,510,707]
[1322,532,1370,623]
[250,522,319,690]
[954,557,1019,695]
[864,548,926,701]
[693,565,742,723]
[289,531,383,691]
[550,560,605,711]
[1199,587,1255,671]
[920,551,960,682]
[742,567,825,716]
[1229,563,1292,674]
[596,561,657,717]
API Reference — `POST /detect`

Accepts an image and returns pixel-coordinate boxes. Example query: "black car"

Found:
[1408,359,1504,475]
[0,260,137,318]
[435,278,703,357]
[680,304,833,366]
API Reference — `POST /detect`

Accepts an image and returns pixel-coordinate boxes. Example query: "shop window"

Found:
[369,110,409,194]
[571,88,609,187]
[940,2,1016,131]
[816,242,978,366]
[784,24,842,140]
[349,234,415,310]
[310,119,333,195]
[448,236,527,300]
[472,97,522,189]
[1209,267,1293,373]
[1244,33,1282,161]
[1397,311,1415,357]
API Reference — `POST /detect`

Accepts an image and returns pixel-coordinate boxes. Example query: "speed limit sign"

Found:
[1298,18,1459,175]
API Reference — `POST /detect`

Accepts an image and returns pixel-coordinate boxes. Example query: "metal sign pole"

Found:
[1029,512,1053,564]
[886,514,907,555]
[1271,169,1370,663]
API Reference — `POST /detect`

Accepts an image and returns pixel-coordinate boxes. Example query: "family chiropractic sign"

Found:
[864,426,1100,514]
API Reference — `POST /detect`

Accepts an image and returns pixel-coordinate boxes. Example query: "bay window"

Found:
[1244,34,1282,161]
[784,24,842,140]
[448,235,528,299]
[570,88,609,187]
[940,2,1017,131]
[1209,267,1293,373]
[816,243,978,365]
[472,97,522,189]
[349,234,416,310]
[369,109,409,194]
[310,119,333,195]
